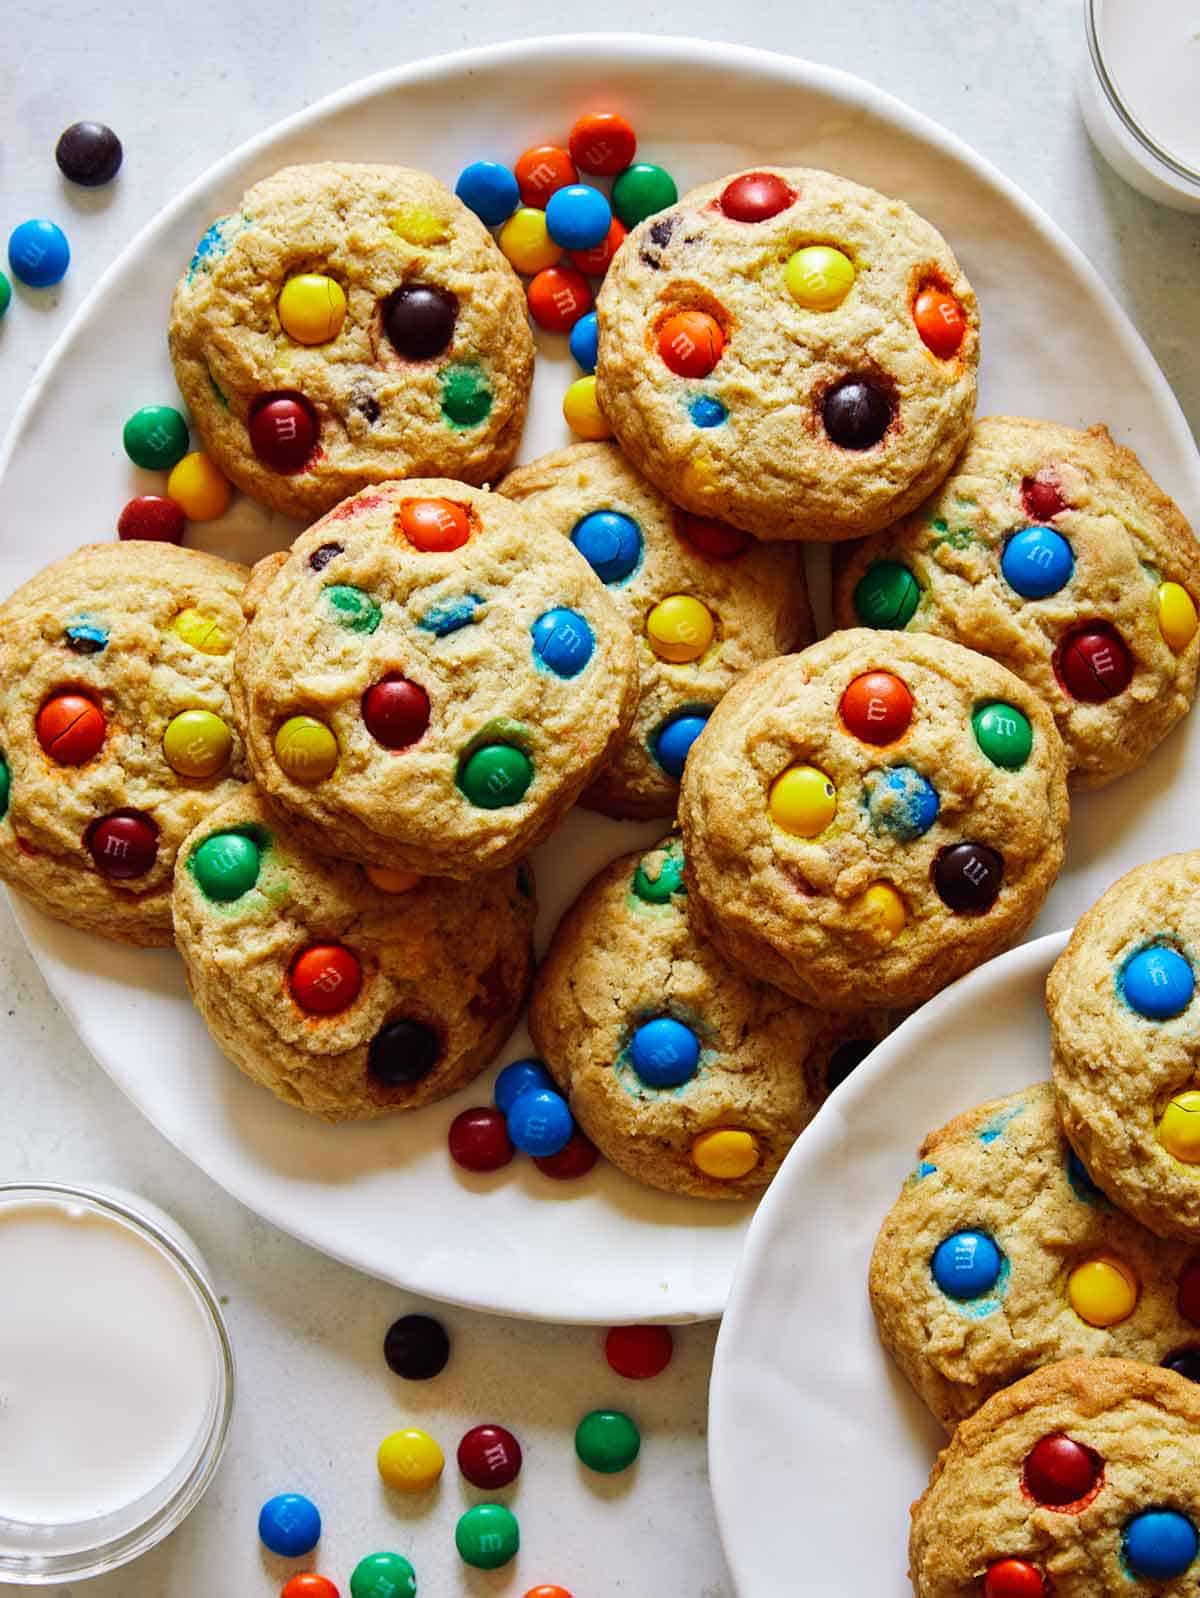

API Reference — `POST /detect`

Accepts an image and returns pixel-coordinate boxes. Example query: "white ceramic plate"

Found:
[709,931,1071,1594]
[2,35,1198,1322]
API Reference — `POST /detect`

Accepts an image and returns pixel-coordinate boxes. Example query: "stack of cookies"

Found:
[0,154,1196,1206]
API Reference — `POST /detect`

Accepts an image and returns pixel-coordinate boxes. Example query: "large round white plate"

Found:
[709,931,1071,1594]
[1,36,1197,1323]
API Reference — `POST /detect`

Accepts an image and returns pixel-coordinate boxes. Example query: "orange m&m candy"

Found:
[398,497,470,552]
[840,671,914,745]
[657,310,725,378]
[289,943,363,1016]
[568,111,637,176]
[524,1588,575,1598]
[527,266,592,333]
[515,144,576,207]
[913,286,967,359]
[570,217,626,276]
[36,692,106,765]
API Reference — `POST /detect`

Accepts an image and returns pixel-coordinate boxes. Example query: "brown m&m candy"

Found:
[934,842,1003,913]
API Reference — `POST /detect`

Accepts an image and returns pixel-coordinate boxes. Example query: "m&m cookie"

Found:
[870,1083,1200,1433]
[835,418,1200,786]
[1049,853,1200,1241]
[169,164,535,521]
[173,790,535,1118]
[498,442,812,817]
[909,1358,1200,1596]
[595,166,978,541]
[528,837,879,1198]
[231,480,638,875]
[0,543,248,944]
[678,629,1069,1009]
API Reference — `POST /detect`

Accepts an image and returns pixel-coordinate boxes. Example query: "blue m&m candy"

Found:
[8,219,70,288]
[546,184,613,251]
[1122,945,1195,1019]
[258,1492,321,1557]
[862,765,939,841]
[689,394,728,428]
[494,1057,555,1113]
[507,1087,574,1157]
[1124,1509,1199,1580]
[1001,526,1074,600]
[571,509,642,583]
[654,711,710,779]
[630,1016,700,1088]
[931,1229,1003,1300]
[531,607,595,678]
[455,161,520,227]
[569,310,599,373]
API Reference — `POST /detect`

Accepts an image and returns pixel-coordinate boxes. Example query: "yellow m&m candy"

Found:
[377,1427,444,1493]
[645,595,715,663]
[498,207,562,275]
[277,272,347,345]
[769,765,836,838]
[1158,582,1198,653]
[854,882,906,943]
[1067,1255,1138,1327]
[162,710,232,778]
[692,1129,760,1181]
[166,451,232,522]
[274,715,338,784]
[563,375,612,441]
[784,245,856,311]
[172,607,232,655]
[1158,1089,1200,1163]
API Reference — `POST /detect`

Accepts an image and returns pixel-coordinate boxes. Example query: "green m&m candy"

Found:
[191,830,261,901]
[612,163,678,227]
[853,560,921,628]
[633,844,685,904]
[455,1502,519,1570]
[458,744,533,810]
[440,363,492,428]
[0,271,11,319]
[349,1551,417,1598]
[575,1408,641,1474]
[0,753,10,820]
[122,404,190,471]
[972,702,1033,770]
[323,584,381,634]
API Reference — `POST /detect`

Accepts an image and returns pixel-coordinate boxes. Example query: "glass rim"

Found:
[0,1181,235,1585]
[1085,0,1200,188]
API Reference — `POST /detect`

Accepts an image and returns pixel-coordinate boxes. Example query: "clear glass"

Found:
[0,1183,235,1585]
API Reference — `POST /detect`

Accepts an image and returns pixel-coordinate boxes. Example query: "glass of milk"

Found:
[0,1184,234,1583]
[1079,0,1200,210]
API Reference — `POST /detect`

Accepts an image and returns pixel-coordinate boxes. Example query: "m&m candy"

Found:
[399,495,470,552]
[383,1313,449,1380]
[1022,471,1068,521]
[275,716,338,783]
[656,310,724,378]
[571,509,641,581]
[172,607,230,654]
[515,144,576,206]
[0,756,10,821]
[8,219,70,287]
[913,286,967,358]
[166,451,232,520]
[249,394,319,473]
[117,494,186,543]
[441,363,492,427]
[365,866,420,894]
[972,703,1033,770]
[840,671,913,744]
[629,1016,700,1088]
[384,283,457,359]
[368,1018,441,1086]
[692,1128,759,1180]
[862,765,939,841]
[1001,526,1074,600]
[719,171,793,222]
[1022,1433,1100,1506]
[455,161,520,226]
[1124,1510,1199,1581]
[653,711,709,779]
[525,1589,574,1598]
[822,376,892,450]
[676,512,749,560]
[1055,622,1133,702]
[449,1106,514,1172]
[281,1576,340,1598]
[531,608,595,677]
[258,1492,321,1557]
[310,543,343,571]
[1158,581,1198,652]
[633,847,685,902]
[1067,1255,1138,1326]
[36,692,105,765]
[611,163,677,227]
[498,207,562,275]
[568,111,637,176]
[457,1423,522,1489]
[569,310,599,373]
[545,184,612,252]
[376,1427,444,1493]
[527,266,592,333]
[288,944,362,1016]
[191,831,261,901]
[324,585,380,635]
[931,1229,1003,1300]
[983,1560,1045,1598]
[1162,1349,1200,1382]
[456,1503,519,1570]
[0,271,10,318]
[645,594,714,662]
[689,395,728,428]
[495,1058,555,1112]
[575,1409,640,1473]
[855,882,906,941]
[123,405,190,471]
[507,1087,573,1157]
[278,273,346,345]
[785,246,855,311]
[349,1553,416,1598]
[87,812,157,879]
[605,1324,673,1380]
[1122,944,1195,1019]
[569,218,626,277]
[1158,1091,1200,1163]
[361,676,430,749]
[933,842,1003,913]
[854,560,921,628]
[562,375,612,440]
[56,121,123,186]
[457,744,534,809]
[533,1128,598,1180]
[162,709,232,778]
[768,765,836,838]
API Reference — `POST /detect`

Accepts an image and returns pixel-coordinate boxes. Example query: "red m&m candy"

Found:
[983,1560,1045,1598]
[36,692,106,765]
[449,1106,514,1173]
[676,511,750,560]
[840,671,914,744]
[361,676,430,749]
[515,145,577,207]
[86,811,158,879]
[1054,622,1133,703]
[1022,1433,1101,1507]
[719,171,794,223]
[568,111,637,176]
[289,944,362,1015]
[399,496,471,552]
[527,266,592,333]
[657,310,725,378]
[533,1128,597,1180]
[457,1423,522,1489]
[117,494,186,543]
[1022,470,1068,520]
[913,286,967,359]
[570,218,626,276]
[249,393,319,473]
[605,1324,674,1380]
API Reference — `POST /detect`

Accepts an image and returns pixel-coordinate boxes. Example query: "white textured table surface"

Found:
[1,4,1197,1596]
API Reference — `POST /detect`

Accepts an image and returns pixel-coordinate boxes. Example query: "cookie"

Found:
[168,163,535,521]
[231,479,638,876]
[678,628,1069,1009]
[835,417,1200,787]
[527,836,879,1198]
[909,1358,1200,1596]
[594,165,979,542]
[870,1083,1200,1433]
[0,542,249,945]
[498,442,812,817]
[173,788,535,1119]
[1048,852,1200,1242]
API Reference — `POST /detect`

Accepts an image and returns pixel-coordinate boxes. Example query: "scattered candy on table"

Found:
[281,1576,340,1598]
[258,1491,322,1558]
[495,1057,555,1112]
[545,184,612,251]
[349,1552,417,1598]
[455,1502,520,1569]
[569,111,637,176]
[55,120,123,186]
[569,310,598,372]
[123,404,190,471]
[376,1427,445,1493]
[533,1128,598,1179]
[527,265,592,333]
[117,493,186,543]
[507,1086,574,1157]
[605,1325,674,1380]
[515,144,577,206]
[448,1106,514,1172]
[611,162,677,227]
[562,374,611,440]
[457,1423,522,1488]
[0,271,11,318]
[383,1313,450,1380]
[166,450,232,521]
[8,219,70,288]
[455,160,521,226]
[499,207,562,275]
[575,1409,641,1474]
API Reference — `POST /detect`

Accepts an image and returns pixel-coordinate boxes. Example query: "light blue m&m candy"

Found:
[506,1087,573,1157]
[630,1016,700,1088]
[455,161,520,227]
[570,510,642,583]
[653,710,710,779]
[1001,526,1074,599]
[8,219,70,288]
[1121,944,1195,1019]
[1124,1510,1199,1581]
[931,1229,1003,1300]
[531,607,595,678]
[494,1057,555,1113]
[546,184,612,251]
[569,310,599,373]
